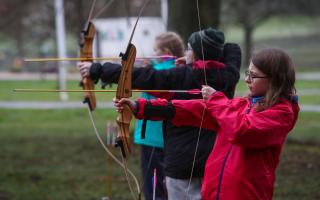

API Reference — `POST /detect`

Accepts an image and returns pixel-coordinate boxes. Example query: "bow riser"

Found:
[116,43,136,99]
[115,44,136,157]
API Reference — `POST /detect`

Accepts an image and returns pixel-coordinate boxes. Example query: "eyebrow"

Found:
[248,70,261,75]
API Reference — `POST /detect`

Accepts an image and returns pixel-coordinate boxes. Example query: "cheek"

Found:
[186,51,194,64]
[251,81,269,96]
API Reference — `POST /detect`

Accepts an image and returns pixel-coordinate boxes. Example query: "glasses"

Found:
[245,70,268,82]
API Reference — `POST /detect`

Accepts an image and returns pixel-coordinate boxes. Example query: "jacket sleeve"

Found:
[89,62,194,90]
[171,99,218,130]
[134,98,217,130]
[135,98,176,120]
[89,62,122,84]
[207,92,295,148]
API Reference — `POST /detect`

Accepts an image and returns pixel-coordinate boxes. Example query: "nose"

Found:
[245,75,251,84]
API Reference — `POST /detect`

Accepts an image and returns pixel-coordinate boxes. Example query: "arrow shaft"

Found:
[13,89,201,94]
[24,55,176,62]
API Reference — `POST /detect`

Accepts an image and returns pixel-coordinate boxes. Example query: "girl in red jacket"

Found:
[114,48,300,200]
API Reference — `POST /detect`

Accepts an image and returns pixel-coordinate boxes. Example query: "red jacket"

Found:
[135,92,299,200]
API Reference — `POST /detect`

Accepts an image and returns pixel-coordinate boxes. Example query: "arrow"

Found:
[13,88,201,94]
[24,55,176,62]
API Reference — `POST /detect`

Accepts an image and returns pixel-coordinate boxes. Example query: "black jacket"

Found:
[89,43,241,178]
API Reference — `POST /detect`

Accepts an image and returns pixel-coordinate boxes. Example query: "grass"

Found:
[0,109,320,199]
[0,109,140,199]
[274,143,320,200]
[289,112,320,144]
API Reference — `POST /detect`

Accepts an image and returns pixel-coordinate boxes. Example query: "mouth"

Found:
[247,85,253,93]
[246,84,251,90]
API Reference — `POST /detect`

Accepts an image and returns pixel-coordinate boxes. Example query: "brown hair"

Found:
[251,48,296,111]
[155,32,184,57]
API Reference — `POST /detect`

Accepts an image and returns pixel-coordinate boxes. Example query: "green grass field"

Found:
[0,108,320,199]
[0,109,140,199]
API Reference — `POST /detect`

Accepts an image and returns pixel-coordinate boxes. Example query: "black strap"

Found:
[141,101,152,139]
[141,119,147,139]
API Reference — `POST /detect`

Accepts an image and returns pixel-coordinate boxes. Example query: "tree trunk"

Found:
[244,24,253,66]
[14,11,25,59]
[168,0,221,42]
[76,0,85,32]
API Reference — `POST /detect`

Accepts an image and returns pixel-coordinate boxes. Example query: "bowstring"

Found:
[186,0,208,199]
[93,0,115,19]
[87,0,97,22]
[87,106,140,199]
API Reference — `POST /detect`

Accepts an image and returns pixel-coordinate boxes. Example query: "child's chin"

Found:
[248,91,254,96]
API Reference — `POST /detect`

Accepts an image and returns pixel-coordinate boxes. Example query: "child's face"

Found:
[185,43,195,64]
[153,40,165,56]
[245,62,269,96]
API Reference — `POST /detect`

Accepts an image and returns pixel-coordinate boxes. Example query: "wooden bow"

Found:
[79,21,96,111]
[114,34,136,158]
[114,0,151,159]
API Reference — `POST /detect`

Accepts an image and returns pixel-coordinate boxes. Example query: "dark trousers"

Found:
[141,145,166,200]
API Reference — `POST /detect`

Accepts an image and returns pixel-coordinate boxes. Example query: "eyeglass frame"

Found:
[245,70,268,82]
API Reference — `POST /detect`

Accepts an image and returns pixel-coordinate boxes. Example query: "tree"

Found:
[168,0,222,42]
[223,0,320,65]
[0,0,56,62]
[223,0,281,65]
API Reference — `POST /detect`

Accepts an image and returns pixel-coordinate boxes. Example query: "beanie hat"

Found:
[188,27,225,60]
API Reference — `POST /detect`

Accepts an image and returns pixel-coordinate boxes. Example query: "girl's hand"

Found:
[113,98,137,113]
[175,56,186,66]
[77,62,92,78]
[201,85,216,100]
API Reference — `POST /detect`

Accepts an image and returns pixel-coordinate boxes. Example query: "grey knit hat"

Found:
[188,27,225,60]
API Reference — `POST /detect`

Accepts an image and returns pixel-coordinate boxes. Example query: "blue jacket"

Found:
[133,59,175,148]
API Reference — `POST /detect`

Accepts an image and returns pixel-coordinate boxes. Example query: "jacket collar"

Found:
[192,59,225,69]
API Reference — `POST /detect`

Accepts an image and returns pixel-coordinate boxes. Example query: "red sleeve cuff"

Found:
[135,98,148,119]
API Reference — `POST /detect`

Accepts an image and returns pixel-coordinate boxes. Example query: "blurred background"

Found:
[0,0,319,199]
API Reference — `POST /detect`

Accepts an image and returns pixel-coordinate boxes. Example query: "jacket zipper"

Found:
[216,100,251,199]
[215,144,233,200]
[247,101,253,114]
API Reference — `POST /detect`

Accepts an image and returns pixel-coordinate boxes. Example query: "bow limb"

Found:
[79,21,97,111]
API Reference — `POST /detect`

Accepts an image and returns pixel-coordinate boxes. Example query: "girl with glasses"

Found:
[114,48,299,200]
